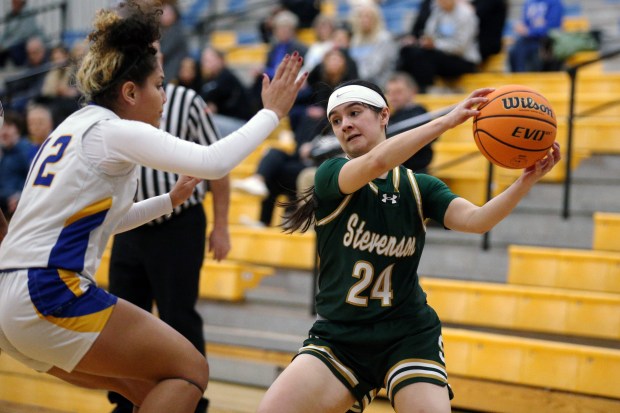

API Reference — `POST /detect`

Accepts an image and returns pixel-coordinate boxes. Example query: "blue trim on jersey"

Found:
[28,268,117,317]
[48,209,109,271]
[28,268,77,316]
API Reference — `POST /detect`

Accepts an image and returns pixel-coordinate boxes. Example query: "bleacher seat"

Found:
[200,260,274,301]
[226,226,315,270]
[593,212,620,252]
[508,245,620,294]
[422,277,620,340]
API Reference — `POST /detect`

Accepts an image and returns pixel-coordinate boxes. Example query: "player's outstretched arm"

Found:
[445,142,561,234]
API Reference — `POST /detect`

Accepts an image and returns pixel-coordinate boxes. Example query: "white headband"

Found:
[326,85,387,117]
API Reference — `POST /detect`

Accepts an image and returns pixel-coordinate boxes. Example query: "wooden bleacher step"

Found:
[226,226,315,270]
[456,72,620,94]
[508,245,620,293]
[593,212,620,252]
[421,277,620,340]
[199,261,274,301]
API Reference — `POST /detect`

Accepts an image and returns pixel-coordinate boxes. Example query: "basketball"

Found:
[472,85,557,169]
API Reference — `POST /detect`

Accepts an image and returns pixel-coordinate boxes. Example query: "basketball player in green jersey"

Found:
[257,80,561,413]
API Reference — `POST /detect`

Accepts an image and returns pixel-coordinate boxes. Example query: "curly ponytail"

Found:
[76,0,162,108]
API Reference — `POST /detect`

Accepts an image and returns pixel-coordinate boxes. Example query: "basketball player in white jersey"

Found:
[0,1,306,412]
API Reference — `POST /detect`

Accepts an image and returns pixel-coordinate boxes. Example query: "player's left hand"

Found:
[169,175,202,208]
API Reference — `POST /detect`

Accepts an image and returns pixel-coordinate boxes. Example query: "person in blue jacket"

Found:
[509,0,564,72]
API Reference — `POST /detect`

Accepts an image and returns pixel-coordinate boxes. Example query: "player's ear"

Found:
[380,107,390,126]
[120,81,137,105]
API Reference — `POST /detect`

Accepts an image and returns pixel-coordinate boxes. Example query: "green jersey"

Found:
[314,157,458,323]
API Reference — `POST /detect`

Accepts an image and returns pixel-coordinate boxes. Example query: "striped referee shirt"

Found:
[137,83,222,224]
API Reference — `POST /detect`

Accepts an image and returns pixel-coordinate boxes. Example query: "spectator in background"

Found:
[259,0,322,43]
[25,102,54,161]
[508,0,564,72]
[472,0,508,64]
[0,111,33,217]
[385,72,433,173]
[295,47,358,144]
[5,35,49,112]
[348,2,397,88]
[397,0,480,93]
[300,14,337,74]
[172,56,202,91]
[200,46,254,136]
[252,10,308,130]
[0,0,44,67]
[159,0,189,80]
[40,44,80,122]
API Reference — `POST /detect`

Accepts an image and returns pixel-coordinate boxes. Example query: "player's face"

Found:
[134,63,166,127]
[328,102,388,158]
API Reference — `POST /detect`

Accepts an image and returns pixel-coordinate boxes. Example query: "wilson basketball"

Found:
[472,85,557,169]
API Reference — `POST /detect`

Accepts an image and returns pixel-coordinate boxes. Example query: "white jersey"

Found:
[0,105,279,279]
[0,106,139,280]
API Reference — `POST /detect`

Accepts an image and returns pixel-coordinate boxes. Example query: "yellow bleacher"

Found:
[422,277,620,340]
[508,245,620,294]
[445,327,620,399]
[199,260,273,301]
[457,72,620,94]
[226,226,315,270]
[593,212,620,252]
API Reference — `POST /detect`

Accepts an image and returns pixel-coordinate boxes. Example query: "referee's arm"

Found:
[191,90,231,261]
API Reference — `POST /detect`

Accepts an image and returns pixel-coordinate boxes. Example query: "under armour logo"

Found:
[381,193,399,204]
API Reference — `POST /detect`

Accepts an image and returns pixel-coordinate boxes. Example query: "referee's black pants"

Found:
[106,204,209,413]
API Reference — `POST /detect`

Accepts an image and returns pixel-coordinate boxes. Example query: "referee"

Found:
[107,47,230,413]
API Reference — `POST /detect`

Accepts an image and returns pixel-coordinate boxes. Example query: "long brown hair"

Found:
[281,79,388,233]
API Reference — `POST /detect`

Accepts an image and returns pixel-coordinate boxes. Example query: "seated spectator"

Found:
[385,72,433,172]
[473,0,508,64]
[508,0,564,72]
[397,0,480,93]
[300,14,337,74]
[40,44,80,121]
[0,111,33,217]
[251,10,308,130]
[259,0,322,43]
[5,35,49,112]
[200,47,254,128]
[0,0,44,68]
[348,2,397,88]
[294,47,358,144]
[25,102,54,161]
[160,0,189,80]
[172,55,202,91]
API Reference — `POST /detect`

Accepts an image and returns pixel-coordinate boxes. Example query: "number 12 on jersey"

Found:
[31,135,72,187]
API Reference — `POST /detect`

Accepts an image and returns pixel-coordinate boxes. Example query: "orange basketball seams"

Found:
[473,85,557,169]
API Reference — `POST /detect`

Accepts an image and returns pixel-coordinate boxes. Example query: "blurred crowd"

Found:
[1,0,570,223]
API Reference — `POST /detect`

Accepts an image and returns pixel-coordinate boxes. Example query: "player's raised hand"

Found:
[261,52,308,120]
